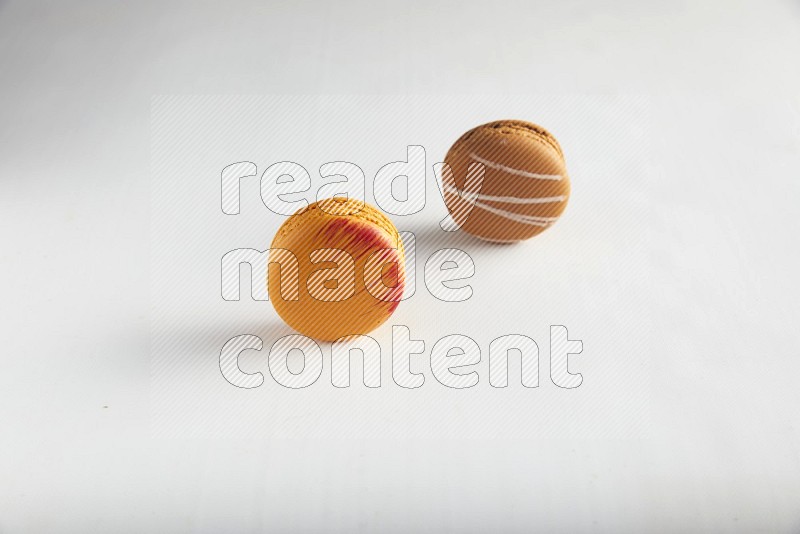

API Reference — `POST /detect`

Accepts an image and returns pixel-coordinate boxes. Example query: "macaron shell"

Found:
[442,120,570,242]
[269,198,405,342]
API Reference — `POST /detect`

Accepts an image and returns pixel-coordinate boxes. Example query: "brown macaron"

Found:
[441,120,570,242]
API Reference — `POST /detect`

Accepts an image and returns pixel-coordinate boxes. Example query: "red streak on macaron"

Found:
[323,217,396,258]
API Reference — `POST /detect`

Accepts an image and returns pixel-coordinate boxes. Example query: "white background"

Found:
[150,94,651,440]
[1,1,799,532]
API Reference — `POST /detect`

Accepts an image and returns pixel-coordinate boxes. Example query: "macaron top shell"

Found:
[273,197,402,247]
[456,120,564,159]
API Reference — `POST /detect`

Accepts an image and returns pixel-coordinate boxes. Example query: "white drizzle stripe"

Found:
[463,197,558,227]
[442,182,566,205]
[470,153,563,181]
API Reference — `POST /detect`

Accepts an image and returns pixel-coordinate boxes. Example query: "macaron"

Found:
[268,197,405,341]
[441,120,570,242]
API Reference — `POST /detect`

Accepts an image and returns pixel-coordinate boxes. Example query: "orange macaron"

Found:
[441,120,570,242]
[268,197,405,341]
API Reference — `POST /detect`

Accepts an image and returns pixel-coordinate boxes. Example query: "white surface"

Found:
[150,94,651,440]
[1,1,799,532]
